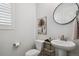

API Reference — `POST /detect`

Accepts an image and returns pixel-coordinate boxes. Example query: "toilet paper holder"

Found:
[13,42,20,48]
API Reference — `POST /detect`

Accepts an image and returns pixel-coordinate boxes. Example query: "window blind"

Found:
[0,3,12,25]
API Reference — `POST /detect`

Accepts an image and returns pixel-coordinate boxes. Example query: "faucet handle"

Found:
[61,35,64,40]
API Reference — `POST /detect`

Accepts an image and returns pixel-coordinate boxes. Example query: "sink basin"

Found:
[51,40,76,50]
[51,40,76,56]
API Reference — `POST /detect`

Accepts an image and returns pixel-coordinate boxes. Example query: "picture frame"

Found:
[37,16,47,35]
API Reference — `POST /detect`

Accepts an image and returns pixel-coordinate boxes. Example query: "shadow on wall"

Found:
[69,40,79,56]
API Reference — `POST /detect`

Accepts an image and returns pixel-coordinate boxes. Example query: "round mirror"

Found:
[53,3,78,25]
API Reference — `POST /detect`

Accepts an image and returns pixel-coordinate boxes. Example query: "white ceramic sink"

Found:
[51,40,76,56]
[51,40,76,50]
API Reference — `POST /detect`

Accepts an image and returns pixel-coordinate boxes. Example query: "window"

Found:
[0,3,15,29]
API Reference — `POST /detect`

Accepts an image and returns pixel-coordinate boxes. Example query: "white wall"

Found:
[36,3,76,40]
[0,3,36,56]
[36,3,78,55]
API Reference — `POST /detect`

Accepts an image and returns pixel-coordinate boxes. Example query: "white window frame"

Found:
[0,3,16,29]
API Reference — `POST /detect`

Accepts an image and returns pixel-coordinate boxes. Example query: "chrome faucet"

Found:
[60,35,67,41]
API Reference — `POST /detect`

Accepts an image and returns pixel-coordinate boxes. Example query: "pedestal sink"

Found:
[51,40,76,56]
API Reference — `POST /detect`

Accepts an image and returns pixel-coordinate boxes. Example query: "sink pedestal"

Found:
[51,40,76,56]
[57,49,66,56]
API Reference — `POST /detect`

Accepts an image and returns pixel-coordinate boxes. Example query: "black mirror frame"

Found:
[53,3,79,25]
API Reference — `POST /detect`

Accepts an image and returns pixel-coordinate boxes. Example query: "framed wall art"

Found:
[37,16,47,35]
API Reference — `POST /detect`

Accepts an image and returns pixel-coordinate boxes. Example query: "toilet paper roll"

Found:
[13,42,20,48]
